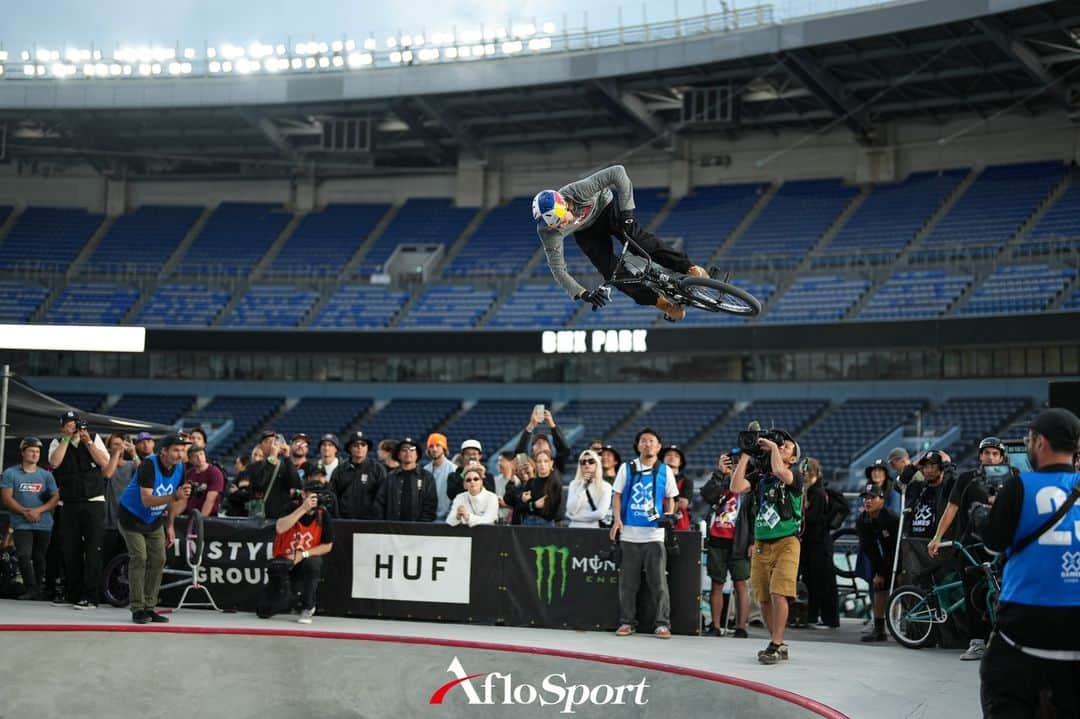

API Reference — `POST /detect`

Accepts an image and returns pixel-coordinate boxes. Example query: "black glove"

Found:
[580,286,612,311]
[618,209,640,240]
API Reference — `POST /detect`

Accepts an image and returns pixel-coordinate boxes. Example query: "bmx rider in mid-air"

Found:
[533,165,711,321]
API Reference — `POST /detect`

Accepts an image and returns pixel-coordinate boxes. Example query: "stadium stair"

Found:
[250,213,304,278]
[795,185,872,273]
[942,267,993,317]
[298,285,340,328]
[337,203,402,279]
[998,170,1074,260]
[0,206,20,244]
[644,195,680,234]
[1048,272,1080,311]
[706,183,778,265]
[430,205,492,278]
[893,168,979,265]
[210,281,251,327]
[65,216,116,278]
[157,207,214,278]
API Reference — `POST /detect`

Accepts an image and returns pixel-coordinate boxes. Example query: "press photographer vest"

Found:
[619,461,667,528]
[119,455,181,525]
[754,473,803,541]
[999,470,1080,608]
[51,439,105,502]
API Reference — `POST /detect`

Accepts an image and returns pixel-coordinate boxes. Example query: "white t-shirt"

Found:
[446,489,499,527]
[612,458,679,543]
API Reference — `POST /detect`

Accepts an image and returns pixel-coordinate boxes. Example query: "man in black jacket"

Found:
[514,407,571,474]
[48,411,111,608]
[246,431,301,520]
[376,438,437,522]
[856,483,900,642]
[331,431,385,520]
[700,452,755,637]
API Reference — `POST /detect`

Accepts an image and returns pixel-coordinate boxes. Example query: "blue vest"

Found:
[620,461,667,528]
[1000,470,1080,608]
[119,455,181,525]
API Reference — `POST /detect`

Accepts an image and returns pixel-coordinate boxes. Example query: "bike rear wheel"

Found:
[886,585,937,649]
[677,276,761,316]
[103,553,130,607]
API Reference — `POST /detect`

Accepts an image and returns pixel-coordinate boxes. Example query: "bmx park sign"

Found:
[541,329,648,354]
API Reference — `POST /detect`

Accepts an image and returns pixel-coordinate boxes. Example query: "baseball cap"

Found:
[918,450,945,466]
[661,445,686,467]
[161,433,192,449]
[20,436,43,451]
[319,433,340,450]
[600,445,622,463]
[135,431,154,442]
[396,437,420,457]
[1029,408,1080,451]
[427,433,449,450]
[460,439,482,453]
[259,429,278,442]
[345,430,373,449]
[861,483,886,498]
[60,410,79,424]
[291,433,311,443]
[886,447,909,463]
[301,478,325,492]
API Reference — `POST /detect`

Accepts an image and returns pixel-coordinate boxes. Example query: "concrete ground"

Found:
[0,600,981,718]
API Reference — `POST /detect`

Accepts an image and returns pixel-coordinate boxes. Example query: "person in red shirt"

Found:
[183,445,225,517]
[262,479,334,624]
[700,452,756,637]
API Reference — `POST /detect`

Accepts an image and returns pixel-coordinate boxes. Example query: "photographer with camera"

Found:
[928,437,1016,661]
[48,411,111,609]
[730,426,803,665]
[261,479,335,624]
[700,451,755,638]
[970,408,1080,717]
[609,427,679,639]
[247,431,302,520]
[299,464,338,518]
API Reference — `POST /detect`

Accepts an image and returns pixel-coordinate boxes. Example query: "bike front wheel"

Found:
[677,276,761,316]
[886,585,937,649]
[103,553,130,607]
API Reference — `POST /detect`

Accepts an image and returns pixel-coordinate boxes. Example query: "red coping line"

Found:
[0,623,849,719]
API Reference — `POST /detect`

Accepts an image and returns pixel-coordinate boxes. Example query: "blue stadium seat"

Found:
[957,264,1075,317]
[657,184,766,264]
[266,204,389,278]
[763,275,870,325]
[274,398,373,454]
[173,203,290,276]
[445,198,536,277]
[109,394,194,424]
[310,285,409,329]
[360,399,461,447]
[354,199,475,277]
[188,396,284,459]
[607,401,734,465]
[440,399,552,462]
[221,285,320,328]
[0,280,48,322]
[926,397,1031,463]
[687,399,828,471]
[42,282,139,325]
[1014,180,1080,257]
[487,283,578,329]
[0,207,105,272]
[857,270,973,321]
[50,393,107,414]
[397,285,498,329]
[83,205,202,275]
[136,284,231,327]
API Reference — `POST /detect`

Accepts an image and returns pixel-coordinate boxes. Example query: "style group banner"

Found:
[161,517,701,635]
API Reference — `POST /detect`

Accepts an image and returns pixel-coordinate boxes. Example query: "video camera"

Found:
[76,419,89,431]
[736,428,788,459]
[973,463,1012,498]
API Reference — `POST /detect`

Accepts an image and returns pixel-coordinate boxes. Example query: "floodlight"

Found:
[36,65,46,76]
[414,35,425,46]
[168,62,181,74]
[222,60,233,72]
[444,47,458,59]
[542,22,556,33]
[332,40,343,52]
[93,50,102,60]
[184,48,196,59]
[36,48,51,62]
[181,62,192,74]
[462,30,482,43]
[401,35,412,47]
[264,58,280,72]
[291,57,302,69]
[109,64,122,76]
[529,37,552,51]
[493,26,507,39]
[502,40,523,54]
[485,44,496,55]
[20,51,30,61]
[275,44,286,55]
[23,64,35,76]
[318,56,330,68]
[364,38,376,50]
[512,23,536,37]
[318,42,328,53]
[470,44,484,56]
[122,65,132,75]
[209,60,221,73]
[83,63,96,76]
[387,37,397,48]
[304,57,316,69]
[0,66,4,76]
[346,52,372,68]
[401,50,413,63]
[345,40,356,51]
[390,51,401,63]
[138,63,151,75]
[332,55,344,67]
[207,47,217,58]
[420,48,439,61]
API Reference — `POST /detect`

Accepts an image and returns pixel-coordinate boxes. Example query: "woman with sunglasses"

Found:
[566,450,613,528]
[446,467,499,527]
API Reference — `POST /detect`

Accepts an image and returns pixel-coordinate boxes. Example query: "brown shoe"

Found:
[615,624,634,637]
[655,626,672,639]
[687,265,708,278]
[655,296,685,321]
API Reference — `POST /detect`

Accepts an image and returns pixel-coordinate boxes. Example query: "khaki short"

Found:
[750,535,800,603]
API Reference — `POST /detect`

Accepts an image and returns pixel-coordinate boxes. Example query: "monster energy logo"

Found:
[531,544,570,604]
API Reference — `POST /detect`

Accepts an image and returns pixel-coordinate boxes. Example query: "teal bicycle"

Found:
[885,540,1002,649]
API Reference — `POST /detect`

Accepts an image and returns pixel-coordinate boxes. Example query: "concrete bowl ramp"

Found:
[3,627,846,719]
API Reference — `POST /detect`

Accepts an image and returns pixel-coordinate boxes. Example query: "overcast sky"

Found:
[3,0,704,52]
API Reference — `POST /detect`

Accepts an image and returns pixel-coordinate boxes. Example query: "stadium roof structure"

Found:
[0,0,1077,178]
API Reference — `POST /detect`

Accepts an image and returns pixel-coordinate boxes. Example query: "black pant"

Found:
[574,203,694,306]
[45,504,65,595]
[801,540,840,627]
[291,556,323,610]
[13,530,51,593]
[981,632,1079,718]
[60,502,105,604]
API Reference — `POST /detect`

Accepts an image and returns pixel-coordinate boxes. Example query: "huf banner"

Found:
[159,517,700,635]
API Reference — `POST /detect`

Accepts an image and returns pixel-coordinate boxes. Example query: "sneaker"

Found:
[615,624,634,637]
[17,588,43,601]
[686,265,708,279]
[757,643,789,662]
[654,626,672,640]
[707,266,728,282]
[758,643,787,665]
[861,627,887,643]
[146,610,170,624]
[960,639,985,661]
[72,600,97,610]
[50,595,71,607]
[297,607,315,625]
[132,610,151,625]
[706,625,725,637]
[733,628,749,639]
[656,296,685,322]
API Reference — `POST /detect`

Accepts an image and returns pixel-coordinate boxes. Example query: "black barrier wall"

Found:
[161,517,701,635]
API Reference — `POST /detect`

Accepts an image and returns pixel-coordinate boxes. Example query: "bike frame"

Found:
[896,541,1001,627]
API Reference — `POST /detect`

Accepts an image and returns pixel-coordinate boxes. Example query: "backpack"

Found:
[824,486,850,530]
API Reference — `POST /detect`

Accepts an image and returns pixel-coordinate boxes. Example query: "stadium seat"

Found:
[173,203,291,277]
[0,207,105,272]
[42,282,139,325]
[83,205,202,275]
[265,204,389,278]
[354,199,475,277]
